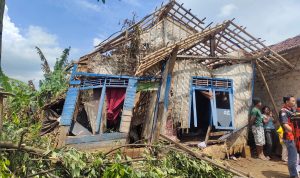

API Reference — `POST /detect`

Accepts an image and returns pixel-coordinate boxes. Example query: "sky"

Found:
[2,0,300,85]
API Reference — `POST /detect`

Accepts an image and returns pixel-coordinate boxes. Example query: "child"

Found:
[277,126,288,162]
[250,98,269,160]
[262,106,276,158]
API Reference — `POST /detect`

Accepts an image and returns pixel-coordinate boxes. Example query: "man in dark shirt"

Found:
[279,96,298,178]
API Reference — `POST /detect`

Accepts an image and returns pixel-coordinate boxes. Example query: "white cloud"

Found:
[2,6,63,85]
[218,4,237,17]
[93,37,102,47]
[178,0,300,45]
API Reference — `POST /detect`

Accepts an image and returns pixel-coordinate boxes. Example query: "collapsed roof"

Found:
[77,0,293,76]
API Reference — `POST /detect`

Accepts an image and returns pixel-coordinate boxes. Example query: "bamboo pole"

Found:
[229,22,293,68]
[256,61,279,117]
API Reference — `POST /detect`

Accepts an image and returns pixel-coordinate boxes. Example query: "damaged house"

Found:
[52,0,293,154]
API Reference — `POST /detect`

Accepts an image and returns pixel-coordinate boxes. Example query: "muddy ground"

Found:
[226,157,289,178]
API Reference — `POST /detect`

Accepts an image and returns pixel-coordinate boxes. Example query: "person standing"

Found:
[279,96,298,178]
[250,98,269,160]
[262,106,276,159]
[277,126,288,162]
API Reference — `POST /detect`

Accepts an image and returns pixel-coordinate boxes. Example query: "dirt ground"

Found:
[226,157,289,178]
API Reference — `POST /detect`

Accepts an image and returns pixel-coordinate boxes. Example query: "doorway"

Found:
[177,90,212,141]
[191,90,212,136]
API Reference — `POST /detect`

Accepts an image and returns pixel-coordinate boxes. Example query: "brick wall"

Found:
[254,47,300,111]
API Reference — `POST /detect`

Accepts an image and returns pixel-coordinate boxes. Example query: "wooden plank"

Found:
[209,131,228,137]
[68,139,127,151]
[100,97,107,133]
[56,126,70,148]
[204,125,212,144]
[95,81,106,134]
[120,121,131,133]
[119,79,138,133]
[152,46,179,142]
[84,98,99,134]
[177,55,253,61]
[207,140,225,144]
[122,110,133,116]
[121,115,132,122]
[66,132,128,145]
[209,36,216,57]
[71,122,92,136]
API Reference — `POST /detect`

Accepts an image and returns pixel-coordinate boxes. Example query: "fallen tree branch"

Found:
[104,143,182,156]
[18,128,29,149]
[26,168,56,177]
[0,141,45,155]
[105,158,158,165]
[160,134,252,178]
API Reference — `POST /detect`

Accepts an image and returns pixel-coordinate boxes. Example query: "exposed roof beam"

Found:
[176,55,252,61]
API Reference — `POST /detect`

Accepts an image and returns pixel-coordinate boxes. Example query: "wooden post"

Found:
[152,46,179,143]
[256,61,279,117]
[209,35,216,57]
[204,125,212,144]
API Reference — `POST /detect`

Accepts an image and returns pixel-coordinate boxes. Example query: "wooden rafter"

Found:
[135,22,230,76]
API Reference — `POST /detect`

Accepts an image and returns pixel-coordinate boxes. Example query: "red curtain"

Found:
[106,88,126,124]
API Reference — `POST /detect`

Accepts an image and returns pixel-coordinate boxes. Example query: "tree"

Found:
[0,0,5,72]
[35,46,71,106]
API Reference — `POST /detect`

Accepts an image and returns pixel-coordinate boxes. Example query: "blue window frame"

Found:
[60,64,138,136]
[189,77,235,130]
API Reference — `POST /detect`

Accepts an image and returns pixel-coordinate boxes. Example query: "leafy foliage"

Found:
[37,46,70,107]
[0,154,12,178]
[0,46,71,127]
[0,137,233,178]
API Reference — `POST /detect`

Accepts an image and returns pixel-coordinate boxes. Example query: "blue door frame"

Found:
[190,87,214,128]
[188,77,235,130]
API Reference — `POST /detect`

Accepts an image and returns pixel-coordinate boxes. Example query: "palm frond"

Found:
[35,46,51,74]
[54,47,71,71]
